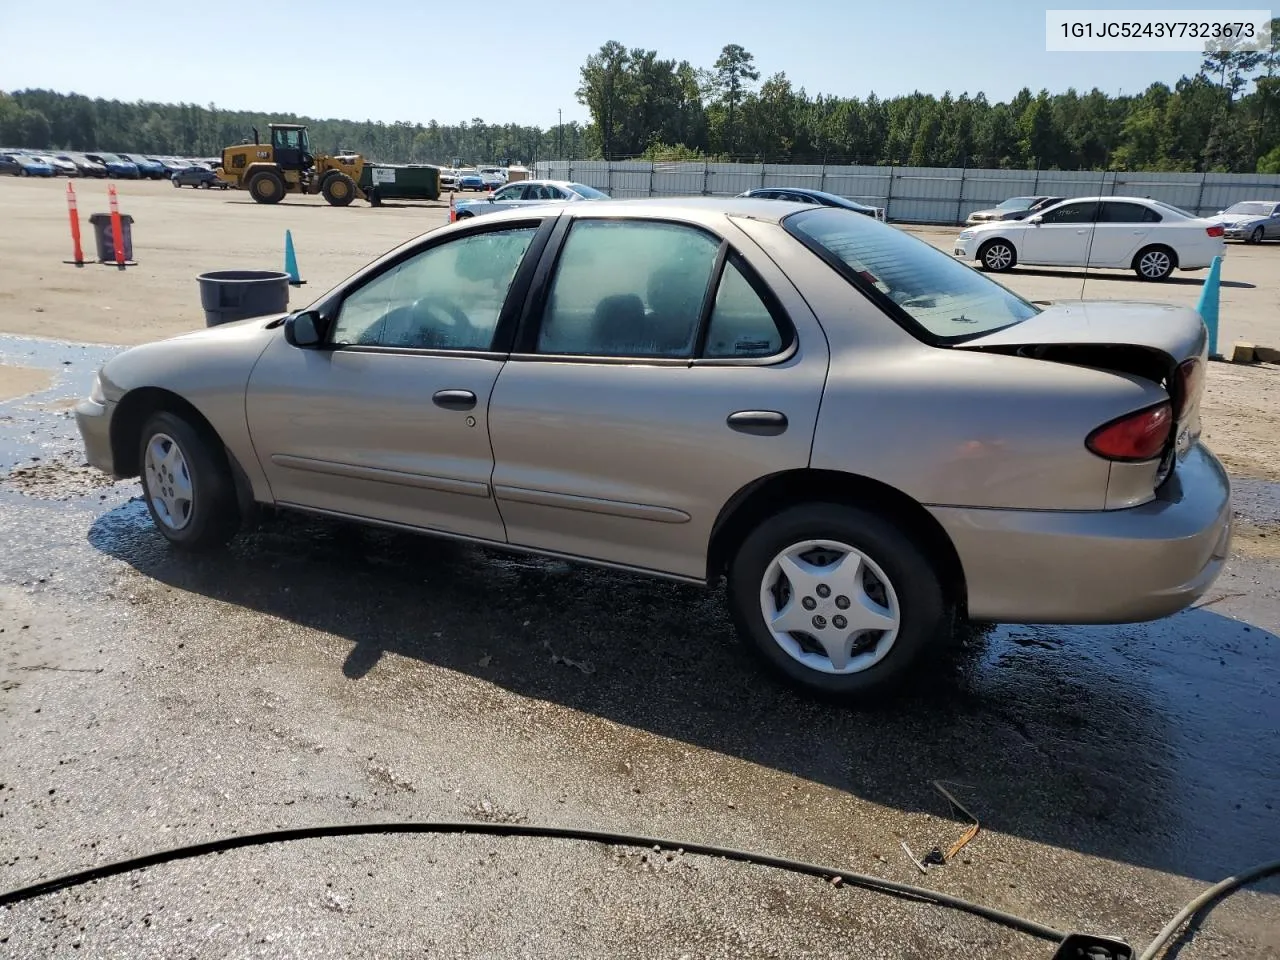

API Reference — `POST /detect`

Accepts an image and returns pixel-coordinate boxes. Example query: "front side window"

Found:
[1039,201,1097,224]
[536,220,720,357]
[787,206,1039,343]
[494,184,526,201]
[331,227,538,349]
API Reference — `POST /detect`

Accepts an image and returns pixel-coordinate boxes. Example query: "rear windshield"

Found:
[568,183,609,199]
[785,207,1040,343]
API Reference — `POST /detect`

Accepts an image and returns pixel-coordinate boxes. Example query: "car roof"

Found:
[468,195,805,224]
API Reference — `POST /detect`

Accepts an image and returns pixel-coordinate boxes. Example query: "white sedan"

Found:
[952,196,1226,281]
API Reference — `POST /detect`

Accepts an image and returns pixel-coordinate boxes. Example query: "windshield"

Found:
[568,183,609,199]
[995,197,1035,211]
[1223,201,1273,216]
[785,207,1040,343]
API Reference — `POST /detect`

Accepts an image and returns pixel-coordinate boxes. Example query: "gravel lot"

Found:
[0,176,1278,958]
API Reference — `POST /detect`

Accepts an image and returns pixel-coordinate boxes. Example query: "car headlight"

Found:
[957,230,975,240]
[89,372,105,404]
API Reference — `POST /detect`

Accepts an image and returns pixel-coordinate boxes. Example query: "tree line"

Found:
[576,30,1280,173]
[0,89,586,167]
[3,25,1279,174]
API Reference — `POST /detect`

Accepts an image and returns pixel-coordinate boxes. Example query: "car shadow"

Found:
[1009,268,1256,289]
[88,502,1280,884]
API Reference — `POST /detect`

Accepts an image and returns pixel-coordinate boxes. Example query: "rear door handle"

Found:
[433,389,477,411]
[727,410,788,436]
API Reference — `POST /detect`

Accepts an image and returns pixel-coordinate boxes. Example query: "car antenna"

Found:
[1078,169,1106,300]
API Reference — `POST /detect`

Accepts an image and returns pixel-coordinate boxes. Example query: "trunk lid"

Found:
[957,300,1209,483]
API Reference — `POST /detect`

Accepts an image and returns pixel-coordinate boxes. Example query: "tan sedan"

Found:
[75,198,1232,700]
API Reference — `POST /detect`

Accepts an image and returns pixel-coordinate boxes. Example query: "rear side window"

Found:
[1098,202,1158,223]
[703,258,784,358]
[536,220,720,357]
[786,206,1039,344]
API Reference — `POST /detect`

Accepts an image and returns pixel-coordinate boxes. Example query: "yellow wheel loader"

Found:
[218,124,369,206]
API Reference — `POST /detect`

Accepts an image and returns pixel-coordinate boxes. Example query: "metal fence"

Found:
[533,160,1280,225]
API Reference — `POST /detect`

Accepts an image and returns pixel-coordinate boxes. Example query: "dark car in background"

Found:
[0,153,22,176]
[84,153,140,178]
[58,153,108,177]
[965,195,1064,226]
[738,186,886,219]
[150,157,191,177]
[171,164,229,189]
[120,154,167,179]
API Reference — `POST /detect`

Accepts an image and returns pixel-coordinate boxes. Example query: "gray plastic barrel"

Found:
[88,213,134,262]
[197,270,291,327]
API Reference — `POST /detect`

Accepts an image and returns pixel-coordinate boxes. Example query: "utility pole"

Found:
[558,108,563,161]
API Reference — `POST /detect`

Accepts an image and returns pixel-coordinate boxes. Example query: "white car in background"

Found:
[453,179,610,218]
[479,166,507,189]
[952,196,1226,281]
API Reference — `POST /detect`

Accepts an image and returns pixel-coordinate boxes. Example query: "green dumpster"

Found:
[359,163,441,205]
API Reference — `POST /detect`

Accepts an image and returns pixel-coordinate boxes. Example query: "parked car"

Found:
[965,196,1064,226]
[479,166,508,190]
[454,179,609,218]
[171,165,229,189]
[456,168,485,191]
[0,153,23,175]
[150,157,191,177]
[1208,200,1280,244]
[84,153,140,178]
[34,154,80,176]
[952,196,1226,281]
[58,153,107,177]
[738,187,885,220]
[119,154,166,179]
[5,153,56,177]
[73,197,1230,700]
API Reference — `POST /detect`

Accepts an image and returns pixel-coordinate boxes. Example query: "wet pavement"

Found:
[1,333,1278,959]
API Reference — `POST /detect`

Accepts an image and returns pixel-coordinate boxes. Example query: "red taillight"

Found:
[1206,225,1224,238]
[1174,358,1203,419]
[1087,401,1173,462]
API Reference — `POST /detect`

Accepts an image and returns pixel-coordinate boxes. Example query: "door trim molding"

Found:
[493,484,691,524]
[270,454,490,498]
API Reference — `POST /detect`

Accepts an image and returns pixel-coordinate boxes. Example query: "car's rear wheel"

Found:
[139,411,239,551]
[728,503,948,701]
[455,210,473,219]
[172,178,181,188]
[978,239,1015,272]
[1249,227,1264,245]
[1133,245,1176,281]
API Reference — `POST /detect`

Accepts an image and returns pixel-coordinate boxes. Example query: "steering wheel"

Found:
[406,295,474,348]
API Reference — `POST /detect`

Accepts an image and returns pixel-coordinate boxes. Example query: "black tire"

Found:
[138,411,240,551]
[1249,227,1264,245]
[727,503,949,702]
[455,210,473,220]
[1132,244,1176,281]
[978,239,1016,272]
[367,187,382,208]
[322,172,357,207]
[172,178,181,188]
[248,169,286,204]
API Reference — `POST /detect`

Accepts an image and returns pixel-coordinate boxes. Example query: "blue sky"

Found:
[1,0,1215,127]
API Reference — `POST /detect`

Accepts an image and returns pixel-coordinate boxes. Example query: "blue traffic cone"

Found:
[284,229,304,286]
[1195,254,1222,360]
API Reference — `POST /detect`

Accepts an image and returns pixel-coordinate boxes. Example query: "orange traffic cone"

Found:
[448,190,456,223]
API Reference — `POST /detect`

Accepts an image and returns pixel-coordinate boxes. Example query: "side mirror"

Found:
[1028,214,1044,225]
[284,310,324,347]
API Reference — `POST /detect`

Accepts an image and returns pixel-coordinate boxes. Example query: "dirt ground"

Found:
[0,175,1277,479]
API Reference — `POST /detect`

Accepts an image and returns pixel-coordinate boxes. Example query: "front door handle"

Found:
[727,410,788,436]
[433,389,477,411]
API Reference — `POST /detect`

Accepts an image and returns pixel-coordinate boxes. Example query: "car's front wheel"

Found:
[139,411,240,551]
[978,239,1016,272]
[1249,227,1264,245]
[728,503,948,701]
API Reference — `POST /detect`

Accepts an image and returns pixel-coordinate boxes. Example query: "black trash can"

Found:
[197,270,291,327]
[88,213,134,262]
